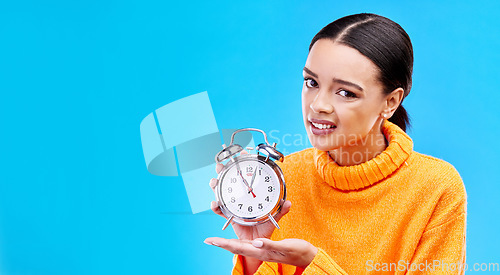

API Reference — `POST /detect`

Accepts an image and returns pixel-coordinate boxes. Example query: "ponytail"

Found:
[389,104,410,132]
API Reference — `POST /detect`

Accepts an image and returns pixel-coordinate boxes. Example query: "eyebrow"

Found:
[303,67,364,92]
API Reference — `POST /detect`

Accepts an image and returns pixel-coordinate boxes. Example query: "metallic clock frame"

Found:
[214,128,286,230]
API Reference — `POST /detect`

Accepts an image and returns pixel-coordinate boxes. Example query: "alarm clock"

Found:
[215,128,286,230]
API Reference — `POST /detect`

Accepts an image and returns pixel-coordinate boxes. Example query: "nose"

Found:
[310,89,334,114]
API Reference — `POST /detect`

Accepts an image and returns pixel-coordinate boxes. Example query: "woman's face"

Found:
[302,39,388,152]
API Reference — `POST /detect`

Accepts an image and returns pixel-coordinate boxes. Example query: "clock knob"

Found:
[256,143,284,162]
[215,144,243,163]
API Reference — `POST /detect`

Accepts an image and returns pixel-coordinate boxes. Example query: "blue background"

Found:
[1,0,499,274]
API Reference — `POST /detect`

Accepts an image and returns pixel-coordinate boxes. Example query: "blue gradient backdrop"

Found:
[1,1,499,274]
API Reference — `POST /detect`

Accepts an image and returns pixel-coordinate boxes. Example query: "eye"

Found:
[337,89,357,98]
[304,77,318,88]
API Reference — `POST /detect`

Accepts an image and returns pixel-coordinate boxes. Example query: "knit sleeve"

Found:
[231,228,283,274]
[232,247,349,274]
[232,256,279,275]
[301,247,349,274]
[231,254,244,275]
[408,166,467,274]
[231,225,284,274]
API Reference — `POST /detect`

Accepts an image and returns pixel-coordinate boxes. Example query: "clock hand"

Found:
[232,160,256,197]
[248,166,258,193]
[238,170,256,198]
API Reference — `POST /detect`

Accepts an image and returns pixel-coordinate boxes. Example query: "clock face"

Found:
[219,158,281,219]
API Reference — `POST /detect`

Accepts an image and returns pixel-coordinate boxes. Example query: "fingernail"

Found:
[212,242,220,247]
[252,240,263,248]
[203,240,213,245]
[209,179,216,188]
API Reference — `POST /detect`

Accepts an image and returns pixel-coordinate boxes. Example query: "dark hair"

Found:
[309,13,413,132]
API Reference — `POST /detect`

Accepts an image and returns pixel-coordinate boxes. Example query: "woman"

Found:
[205,13,467,274]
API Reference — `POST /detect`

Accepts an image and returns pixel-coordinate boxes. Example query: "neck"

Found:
[328,119,388,166]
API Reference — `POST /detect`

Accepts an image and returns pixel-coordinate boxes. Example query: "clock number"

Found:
[248,206,253,212]
[268,186,273,192]
[231,178,236,183]
[238,204,243,209]
[265,196,270,202]
[246,166,253,173]
[265,176,270,182]
[231,197,235,203]
[228,187,232,193]
[258,169,261,175]
[258,203,263,209]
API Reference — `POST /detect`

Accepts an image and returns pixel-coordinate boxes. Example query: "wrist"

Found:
[242,255,263,275]
[299,245,318,269]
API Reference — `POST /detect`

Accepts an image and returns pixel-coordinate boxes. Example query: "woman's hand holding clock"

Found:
[206,151,318,273]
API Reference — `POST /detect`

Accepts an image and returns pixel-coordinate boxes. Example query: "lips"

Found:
[309,119,337,136]
[309,118,336,126]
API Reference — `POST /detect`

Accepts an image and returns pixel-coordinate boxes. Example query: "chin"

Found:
[308,133,339,152]
[312,142,339,152]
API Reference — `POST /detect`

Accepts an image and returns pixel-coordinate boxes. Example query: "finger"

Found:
[205,237,252,248]
[216,163,224,174]
[250,238,293,263]
[210,201,224,217]
[209,178,218,191]
[252,238,277,249]
[241,150,248,155]
[274,200,292,222]
[204,237,260,257]
[251,238,307,263]
[250,238,282,262]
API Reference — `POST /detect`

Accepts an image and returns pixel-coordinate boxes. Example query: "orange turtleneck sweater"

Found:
[232,120,467,274]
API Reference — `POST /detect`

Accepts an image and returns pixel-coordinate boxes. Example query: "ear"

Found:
[382,88,405,118]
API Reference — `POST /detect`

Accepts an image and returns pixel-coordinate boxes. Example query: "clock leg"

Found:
[268,214,280,229]
[222,215,234,230]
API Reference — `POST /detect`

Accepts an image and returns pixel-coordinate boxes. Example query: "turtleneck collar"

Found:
[313,120,413,191]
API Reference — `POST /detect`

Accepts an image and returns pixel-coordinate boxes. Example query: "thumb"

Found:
[252,238,277,249]
[274,200,291,223]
